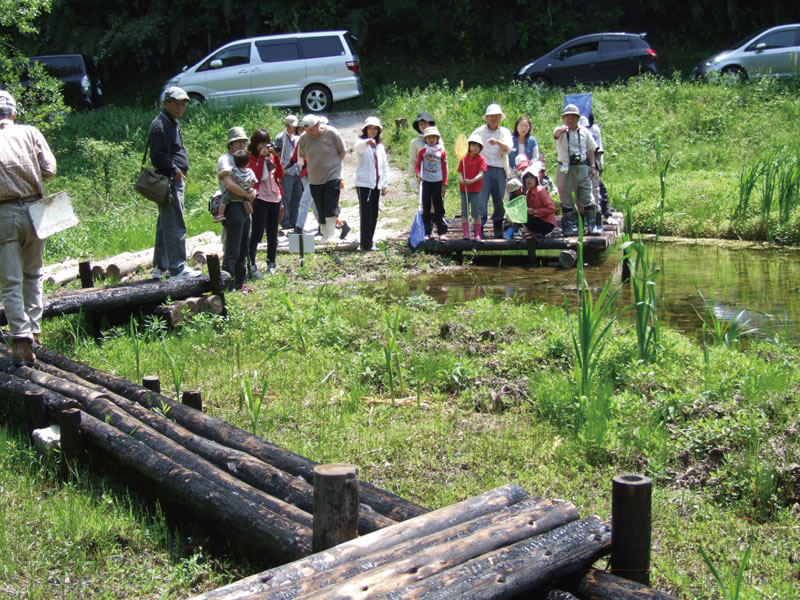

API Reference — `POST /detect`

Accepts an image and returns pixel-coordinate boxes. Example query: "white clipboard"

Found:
[28,191,79,239]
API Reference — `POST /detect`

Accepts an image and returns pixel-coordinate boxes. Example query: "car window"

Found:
[197,43,251,72]
[31,56,83,78]
[561,41,599,58]
[299,36,345,59]
[599,39,631,53]
[749,29,797,51]
[256,41,301,63]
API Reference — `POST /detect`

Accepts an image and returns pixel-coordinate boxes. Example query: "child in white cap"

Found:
[457,134,487,240]
[415,126,449,240]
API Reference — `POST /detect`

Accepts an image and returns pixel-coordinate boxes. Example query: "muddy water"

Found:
[381,244,800,339]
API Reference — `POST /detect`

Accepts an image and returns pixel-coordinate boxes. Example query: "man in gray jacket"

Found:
[274,114,303,229]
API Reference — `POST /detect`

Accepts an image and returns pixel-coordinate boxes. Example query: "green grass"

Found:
[20,244,798,598]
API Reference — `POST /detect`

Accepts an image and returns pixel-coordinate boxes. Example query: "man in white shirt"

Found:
[471,104,512,238]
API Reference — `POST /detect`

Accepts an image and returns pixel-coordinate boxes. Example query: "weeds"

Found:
[383,308,403,405]
[240,371,268,437]
[699,541,752,600]
[695,290,758,354]
[160,342,185,401]
[128,315,144,383]
[280,293,308,354]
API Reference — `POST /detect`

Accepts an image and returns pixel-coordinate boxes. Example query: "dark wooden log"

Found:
[78,261,93,288]
[182,390,203,412]
[313,464,360,552]
[576,568,683,599]
[57,407,84,459]
[12,365,315,526]
[28,346,429,523]
[153,304,184,327]
[0,369,79,422]
[191,485,530,600]
[19,357,394,534]
[200,499,557,600]
[0,275,231,326]
[206,254,227,318]
[76,409,312,561]
[142,375,161,394]
[612,474,652,585]
[296,500,581,600]
[24,390,48,433]
[380,517,611,600]
[153,296,222,328]
[559,249,578,269]
[204,294,225,314]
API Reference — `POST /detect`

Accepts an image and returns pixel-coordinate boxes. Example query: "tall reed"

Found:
[621,234,660,361]
[699,541,752,600]
[733,161,762,221]
[655,142,672,240]
[383,308,403,405]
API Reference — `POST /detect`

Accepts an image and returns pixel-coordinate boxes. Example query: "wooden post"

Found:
[527,238,538,267]
[58,408,83,460]
[24,390,48,434]
[78,261,93,288]
[313,463,360,552]
[611,473,652,586]
[206,254,227,317]
[182,390,203,412]
[142,376,161,394]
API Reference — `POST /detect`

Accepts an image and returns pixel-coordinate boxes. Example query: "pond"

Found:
[381,243,800,340]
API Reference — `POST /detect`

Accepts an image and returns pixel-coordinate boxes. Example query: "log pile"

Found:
[0,345,427,563]
[190,486,612,599]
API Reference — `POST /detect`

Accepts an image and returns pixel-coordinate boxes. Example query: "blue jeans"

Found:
[479,166,506,223]
[281,173,303,228]
[153,180,187,276]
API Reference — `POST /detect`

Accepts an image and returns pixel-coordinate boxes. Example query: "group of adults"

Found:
[147,86,348,291]
[407,101,605,237]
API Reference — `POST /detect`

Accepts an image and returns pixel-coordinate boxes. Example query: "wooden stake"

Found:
[142,376,161,394]
[182,390,203,412]
[313,463,360,552]
[611,474,652,586]
[24,390,47,433]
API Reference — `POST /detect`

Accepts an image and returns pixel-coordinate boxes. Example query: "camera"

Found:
[569,153,583,166]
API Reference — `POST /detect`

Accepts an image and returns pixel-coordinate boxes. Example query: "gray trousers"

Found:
[153,180,187,276]
[281,173,303,228]
[0,200,44,341]
[558,164,595,211]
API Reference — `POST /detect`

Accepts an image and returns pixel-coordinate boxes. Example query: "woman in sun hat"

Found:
[354,116,389,251]
[470,103,513,238]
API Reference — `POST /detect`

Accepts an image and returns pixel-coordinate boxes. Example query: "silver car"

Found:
[162,31,361,112]
[693,24,800,80]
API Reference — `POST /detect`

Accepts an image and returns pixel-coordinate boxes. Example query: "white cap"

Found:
[300,114,320,128]
[483,103,506,120]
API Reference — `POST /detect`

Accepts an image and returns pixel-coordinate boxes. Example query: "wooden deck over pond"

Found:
[415,215,624,267]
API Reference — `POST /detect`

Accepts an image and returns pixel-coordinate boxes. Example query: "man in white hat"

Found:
[297,114,346,243]
[274,114,303,229]
[149,86,200,279]
[0,90,56,365]
[553,103,600,235]
[470,103,513,238]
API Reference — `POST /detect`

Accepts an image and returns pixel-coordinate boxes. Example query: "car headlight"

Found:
[712,53,729,65]
[81,75,90,95]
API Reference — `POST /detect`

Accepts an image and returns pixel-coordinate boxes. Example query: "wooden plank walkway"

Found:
[416,215,624,266]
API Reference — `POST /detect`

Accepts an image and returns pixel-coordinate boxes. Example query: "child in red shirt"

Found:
[522,165,557,237]
[458,134,488,240]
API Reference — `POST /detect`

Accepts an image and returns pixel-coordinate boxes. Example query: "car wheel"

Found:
[721,66,747,82]
[188,93,205,107]
[528,76,551,89]
[301,85,332,113]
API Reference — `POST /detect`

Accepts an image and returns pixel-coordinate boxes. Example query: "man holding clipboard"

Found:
[0,90,56,366]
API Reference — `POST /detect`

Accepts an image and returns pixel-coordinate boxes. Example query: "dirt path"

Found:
[286,110,411,246]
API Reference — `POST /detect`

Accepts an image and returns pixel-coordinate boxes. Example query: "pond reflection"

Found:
[378,244,800,339]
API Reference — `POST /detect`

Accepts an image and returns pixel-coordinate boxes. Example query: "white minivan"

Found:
[162,31,361,112]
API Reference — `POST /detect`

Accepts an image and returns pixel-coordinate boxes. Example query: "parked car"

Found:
[692,24,800,81]
[26,54,104,109]
[162,31,361,112]
[515,33,658,87]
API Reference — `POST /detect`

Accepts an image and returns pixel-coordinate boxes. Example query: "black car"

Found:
[26,54,104,109]
[515,33,658,87]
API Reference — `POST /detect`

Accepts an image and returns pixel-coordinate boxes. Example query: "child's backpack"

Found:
[208,191,222,217]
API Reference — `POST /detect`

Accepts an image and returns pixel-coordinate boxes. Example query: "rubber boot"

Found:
[473,223,482,241]
[319,219,335,244]
[493,219,504,239]
[461,222,470,239]
[563,211,577,237]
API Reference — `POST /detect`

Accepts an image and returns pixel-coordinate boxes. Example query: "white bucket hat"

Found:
[505,178,523,193]
[483,103,506,120]
[422,126,441,140]
[363,116,383,131]
[467,133,484,149]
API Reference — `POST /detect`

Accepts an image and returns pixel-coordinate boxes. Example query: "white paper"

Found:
[28,191,79,239]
